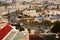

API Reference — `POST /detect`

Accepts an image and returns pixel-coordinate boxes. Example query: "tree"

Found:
[42,20,52,26]
[51,21,60,33]
[16,10,22,14]
[28,28,30,33]
[19,27,24,31]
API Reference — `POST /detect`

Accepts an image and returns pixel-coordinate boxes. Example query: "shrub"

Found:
[51,21,60,33]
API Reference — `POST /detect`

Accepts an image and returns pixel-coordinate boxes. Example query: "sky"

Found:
[0,0,33,2]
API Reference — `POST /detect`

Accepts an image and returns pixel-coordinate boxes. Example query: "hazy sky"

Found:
[0,0,33,1]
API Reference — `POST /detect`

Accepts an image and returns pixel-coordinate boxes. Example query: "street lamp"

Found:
[56,34,59,38]
[20,23,23,26]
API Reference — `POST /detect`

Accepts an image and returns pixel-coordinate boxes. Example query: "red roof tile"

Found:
[0,24,12,40]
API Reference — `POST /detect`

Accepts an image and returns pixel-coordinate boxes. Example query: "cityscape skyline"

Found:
[0,0,60,40]
[0,0,60,1]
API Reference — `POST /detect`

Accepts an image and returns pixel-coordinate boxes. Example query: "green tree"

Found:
[16,10,22,14]
[42,20,52,26]
[19,27,24,31]
[51,21,60,33]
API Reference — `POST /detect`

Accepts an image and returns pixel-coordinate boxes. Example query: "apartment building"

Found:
[0,6,5,11]
[47,5,57,9]
[20,0,32,2]
[48,0,60,4]
[44,9,60,15]
[16,5,29,10]
[32,0,45,3]
[0,6,8,15]
[23,10,39,17]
